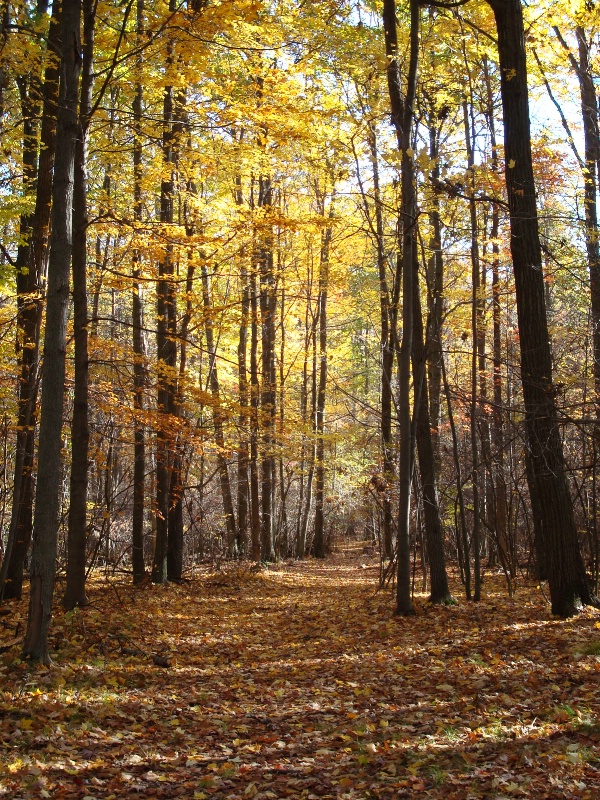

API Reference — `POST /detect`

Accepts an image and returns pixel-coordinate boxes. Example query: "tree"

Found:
[152,0,178,584]
[382,0,419,615]
[486,0,597,616]
[1,2,60,601]
[22,0,82,662]
[63,0,96,610]
[312,178,334,559]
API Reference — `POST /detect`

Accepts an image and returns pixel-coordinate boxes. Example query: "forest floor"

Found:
[1,547,600,799]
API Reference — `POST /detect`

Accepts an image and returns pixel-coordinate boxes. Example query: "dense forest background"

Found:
[0,0,600,660]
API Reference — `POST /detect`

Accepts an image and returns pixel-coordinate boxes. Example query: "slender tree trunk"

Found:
[152,13,177,583]
[165,88,187,582]
[249,266,261,560]
[483,56,509,572]
[63,0,95,610]
[463,99,482,601]
[574,26,600,414]
[426,121,444,476]
[131,0,146,584]
[553,25,600,414]
[201,263,237,550]
[441,349,472,598]
[237,267,250,555]
[22,0,82,663]
[412,251,452,603]
[2,2,60,601]
[367,126,395,560]
[312,189,333,559]
[257,177,276,561]
[277,275,288,555]
[167,451,184,578]
[295,292,316,558]
[487,0,595,616]
[383,0,419,615]
[236,170,250,556]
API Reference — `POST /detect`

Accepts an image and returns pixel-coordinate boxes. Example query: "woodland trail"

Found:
[1,548,600,799]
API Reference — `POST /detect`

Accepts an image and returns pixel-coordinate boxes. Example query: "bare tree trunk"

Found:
[487,0,596,616]
[152,9,177,583]
[63,0,95,610]
[383,0,419,615]
[553,25,600,414]
[235,172,250,556]
[483,56,509,573]
[22,0,82,663]
[165,88,187,582]
[2,3,60,602]
[249,266,261,560]
[131,0,146,584]
[201,263,237,550]
[237,265,250,555]
[412,251,452,604]
[463,99,482,601]
[426,121,444,476]
[295,290,316,558]
[367,126,395,560]
[277,275,288,555]
[312,187,333,559]
[257,177,276,562]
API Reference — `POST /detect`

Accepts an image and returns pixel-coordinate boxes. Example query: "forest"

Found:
[1,0,600,796]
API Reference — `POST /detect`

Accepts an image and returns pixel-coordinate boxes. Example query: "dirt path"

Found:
[1,550,600,798]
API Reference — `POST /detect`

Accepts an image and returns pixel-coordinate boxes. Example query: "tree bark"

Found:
[426,121,444,476]
[152,14,177,583]
[483,56,510,573]
[22,0,82,663]
[412,251,452,604]
[312,187,333,559]
[2,2,60,602]
[487,0,595,616]
[63,0,95,611]
[257,177,276,562]
[249,265,261,561]
[463,99,482,601]
[235,174,250,556]
[367,125,395,561]
[553,25,600,414]
[131,0,146,584]
[383,0,419,615]
[200,262,237,551]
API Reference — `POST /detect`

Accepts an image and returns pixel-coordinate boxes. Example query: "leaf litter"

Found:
[1,548,600,799]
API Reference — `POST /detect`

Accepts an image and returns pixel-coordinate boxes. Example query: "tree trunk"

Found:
[412,252,452,604]
[257,177,276,562]
[483,56,510,573]
[236,170,250,556]
[2,2,60,602]
[249,266,261,561]
[63,0,95,611]
[383,0,419,615]
[200,262,237,551]
[152,16,177,584]
[22,0,82,663]
[131,0,146,584]
[312,189,333,559]
[463,99,482,601]
[367,125,395,561]
[295,288,316,558]
[426,121,444,476]
[553,25,600,414]
[487,0,595,616]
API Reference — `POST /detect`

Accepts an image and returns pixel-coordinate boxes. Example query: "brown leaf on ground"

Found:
[1,547,600,799]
